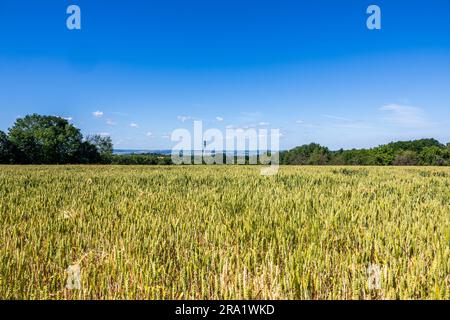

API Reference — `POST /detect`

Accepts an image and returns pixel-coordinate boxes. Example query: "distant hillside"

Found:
[280,139,450,166]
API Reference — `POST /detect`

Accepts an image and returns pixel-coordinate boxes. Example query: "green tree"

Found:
[393,150,419,166]
[371,145,396,165]
[331,149,373,165]
[385,139,443,153]
[420,146,445,165]
[75,141,102,164]
[0,131,16,164]
[444,143,450,165]
[87,134,114,163]
[8,114,87,164]
[281,143,330,165]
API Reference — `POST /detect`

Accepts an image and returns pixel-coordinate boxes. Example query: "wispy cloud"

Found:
[130,123,139,128]
[177,115,195,123]
[322,114,352,122]
[106,119,116,126]
[146,132,153,137]
[258,121,270,126]
[295,119,321,128]
[379,104,430,128]
[215,116,224,122]
[225,124,263,130]
[92,110,104,118]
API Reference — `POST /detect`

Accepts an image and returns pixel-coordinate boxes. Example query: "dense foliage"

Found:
[280,139,450,166]
[8,114,86,164]
[0,130,16,164]
[111,154,172,165]
[0,114,113,164]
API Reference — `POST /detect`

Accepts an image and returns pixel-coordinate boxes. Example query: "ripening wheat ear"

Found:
[0,165,449,299]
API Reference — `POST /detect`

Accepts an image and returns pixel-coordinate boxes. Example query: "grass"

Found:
[0,165,449,299]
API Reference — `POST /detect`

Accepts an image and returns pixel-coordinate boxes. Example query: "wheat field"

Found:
[0,165,449,299]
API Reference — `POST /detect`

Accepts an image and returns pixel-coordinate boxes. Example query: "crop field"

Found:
[0,165,449,299]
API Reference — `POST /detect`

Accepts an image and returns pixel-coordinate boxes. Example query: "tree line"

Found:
[1,114,449,166]
[0,114,172,165]
[280,140,450,166]
[0,114,113,164]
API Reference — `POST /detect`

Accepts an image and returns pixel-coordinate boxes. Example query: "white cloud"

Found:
[146,132,153,137]
[295,119,304,124]
[130,123,139,128]
[106,119,116,126]
[379,104,429,128]
[216,116,224,122]
[92,110,104,118]
[224,124,260,130]
[258,121,270,126]
[177,115,194,122]
[55,116,73,121]
[322,114,352,122]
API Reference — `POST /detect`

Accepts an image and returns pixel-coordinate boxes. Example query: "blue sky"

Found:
[0,0,449,150]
